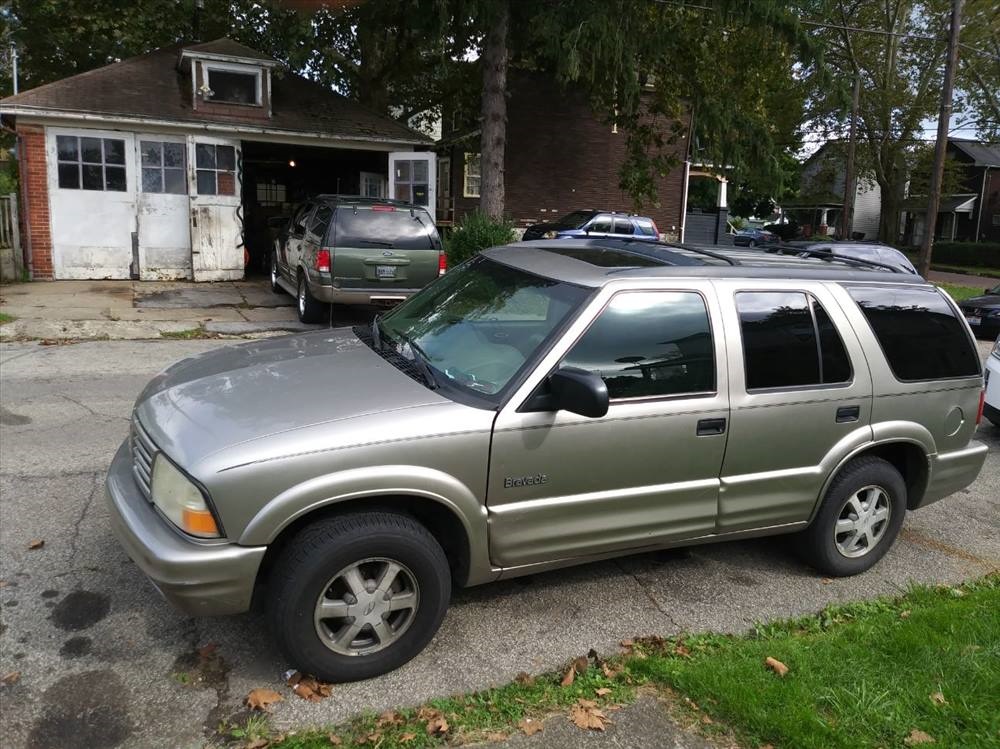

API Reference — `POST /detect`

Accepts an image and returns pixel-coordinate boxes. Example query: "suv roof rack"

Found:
[757,241,904,274]
[609,238,742,267]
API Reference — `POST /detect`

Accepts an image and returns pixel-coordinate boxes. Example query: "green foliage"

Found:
[445,211,516,266]
[936,283,987,302]
[907,146,967,198]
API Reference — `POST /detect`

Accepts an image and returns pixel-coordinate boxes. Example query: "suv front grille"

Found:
[131,417,156,499]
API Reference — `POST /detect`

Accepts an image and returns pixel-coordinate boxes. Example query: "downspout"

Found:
[975,166,989,242]
[679,108,694,243]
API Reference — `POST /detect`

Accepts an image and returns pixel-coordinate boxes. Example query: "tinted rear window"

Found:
[847,286,980,381]
[334,206,438,250]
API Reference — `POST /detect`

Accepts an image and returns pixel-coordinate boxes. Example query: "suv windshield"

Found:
[336,206,439,250]
[554,211,597,229]
[378,256,589,402]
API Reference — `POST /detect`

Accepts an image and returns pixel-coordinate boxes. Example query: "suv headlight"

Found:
[151,455,221,538]
[991,336,1000,359]
[543,230,558,239]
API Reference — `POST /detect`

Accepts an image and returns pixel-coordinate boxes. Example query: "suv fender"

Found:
[809,425,935,524]
[238,464,495,585]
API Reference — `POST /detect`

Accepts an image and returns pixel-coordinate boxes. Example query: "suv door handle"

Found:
[696,418,727,436]
[836,405,860,423]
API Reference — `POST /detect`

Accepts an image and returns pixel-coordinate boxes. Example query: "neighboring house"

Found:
[901,139,1000,246]
[0,39,432,281]
[782,141,882,240]
[436,73,692,242]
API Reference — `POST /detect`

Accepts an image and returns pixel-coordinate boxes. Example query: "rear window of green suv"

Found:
[847,286,980,381]
[335,206,439,250]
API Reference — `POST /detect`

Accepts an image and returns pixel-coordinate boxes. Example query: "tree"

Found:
[478,0,508,219]
[800,0,956,243]
[955,0,1000,139]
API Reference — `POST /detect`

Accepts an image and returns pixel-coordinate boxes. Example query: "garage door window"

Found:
[195,144,237,196]
[140,141,186,194]
[56,135,126,192]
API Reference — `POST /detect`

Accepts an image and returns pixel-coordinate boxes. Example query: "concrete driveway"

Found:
[0,338,997,749]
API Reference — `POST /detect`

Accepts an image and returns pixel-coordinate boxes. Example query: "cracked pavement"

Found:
[0,338,998,749]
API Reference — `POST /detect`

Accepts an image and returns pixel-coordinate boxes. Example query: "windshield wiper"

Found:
[396,332,438,390]
[371,313,383,351]
[358,239,394,247]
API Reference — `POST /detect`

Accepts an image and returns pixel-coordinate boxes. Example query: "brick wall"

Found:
[449,74,688,236]
[17,124,53,279]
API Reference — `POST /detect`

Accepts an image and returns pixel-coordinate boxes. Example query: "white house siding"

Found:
[852,178,882,240]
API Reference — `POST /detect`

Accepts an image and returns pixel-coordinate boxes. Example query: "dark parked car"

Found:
[958,283,1000,339]
[761,241,919,275]
[522,210,659,242]
[733,228,778,247]
[271,196,444,324]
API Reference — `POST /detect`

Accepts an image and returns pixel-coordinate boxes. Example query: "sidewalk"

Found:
[0,279,334,340]
[927,269,997,289]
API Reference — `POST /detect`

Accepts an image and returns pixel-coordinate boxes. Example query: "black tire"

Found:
[270,250,284,295]
[296,271,326,324]
[795,456,906,576]
[748,239,757,247]
[267,512,451,682]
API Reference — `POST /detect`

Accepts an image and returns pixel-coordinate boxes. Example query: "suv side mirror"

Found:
[548,367,609,418]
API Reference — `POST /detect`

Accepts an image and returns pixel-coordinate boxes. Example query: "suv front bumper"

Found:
[105,440,265,616]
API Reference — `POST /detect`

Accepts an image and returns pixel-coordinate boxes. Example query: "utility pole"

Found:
[840,75,860,240]
[918,0,963,278]
[9,42,18,95]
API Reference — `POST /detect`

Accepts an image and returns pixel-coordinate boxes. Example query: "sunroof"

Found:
[541,246,667,268]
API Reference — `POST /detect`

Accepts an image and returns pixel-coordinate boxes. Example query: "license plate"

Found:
[966,315,981,326]
[375,265,396,279]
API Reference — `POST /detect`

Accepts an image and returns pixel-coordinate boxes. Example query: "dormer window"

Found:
[203,63,261,106]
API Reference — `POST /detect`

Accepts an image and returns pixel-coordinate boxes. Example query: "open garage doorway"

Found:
[240,141,390,275]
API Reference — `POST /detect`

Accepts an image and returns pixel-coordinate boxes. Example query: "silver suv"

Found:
[106,240,987,682]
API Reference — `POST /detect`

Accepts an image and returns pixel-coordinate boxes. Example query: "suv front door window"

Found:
[487,285,729,567]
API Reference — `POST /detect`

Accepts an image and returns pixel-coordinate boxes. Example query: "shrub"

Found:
[445,211,517,266]
[927,242,1000,269]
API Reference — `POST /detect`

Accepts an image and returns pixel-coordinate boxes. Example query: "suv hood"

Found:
[134,329,445,470]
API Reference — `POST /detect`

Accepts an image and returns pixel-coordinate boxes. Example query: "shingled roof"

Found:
[950,139,1000,168]
[0,39,430,145]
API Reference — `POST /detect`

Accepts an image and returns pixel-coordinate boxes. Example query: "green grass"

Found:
[937,283,987,302]
[634,576,1000,749]
[0,311,15,324]
[256,577,998,749]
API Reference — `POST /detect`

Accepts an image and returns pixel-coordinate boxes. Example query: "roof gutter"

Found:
[0,106,431,148]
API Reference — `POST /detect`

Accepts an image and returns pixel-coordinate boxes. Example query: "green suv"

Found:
[270,196,445,323]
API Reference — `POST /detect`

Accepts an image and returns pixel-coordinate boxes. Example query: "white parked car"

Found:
[985,336,1000,426]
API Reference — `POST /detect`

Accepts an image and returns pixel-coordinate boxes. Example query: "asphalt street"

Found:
[0,338,997,749]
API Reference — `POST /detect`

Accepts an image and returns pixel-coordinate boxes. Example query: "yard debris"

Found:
[929,692,948,705]
[246,688,284,712]
[570,699,612,731]
[399,732,417,743]
[904,729,935,745]
[673,642,691,658]
[601,662,622,679]
[327,735,342,745]
[561,655,590,686]
[284,670,332,702]
[243,739,269,749]
[900,610,911,619]
[514,671,535,686]
[27,539,44,550]
[377,710,405,727]
[764,656,789,677]
[595,687,612,696]
[519,717,544,736]
[620,638,634,650]
[418,707,449,736]
[1,671,21,685]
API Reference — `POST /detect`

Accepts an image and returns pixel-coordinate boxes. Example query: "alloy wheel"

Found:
[834,485,891,558]
[313,557,420,656]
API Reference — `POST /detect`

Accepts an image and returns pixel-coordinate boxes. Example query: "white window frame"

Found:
[360,171,387,198]
[993,213,1000,227]
[463,152,481,198]
[202,61,263,107]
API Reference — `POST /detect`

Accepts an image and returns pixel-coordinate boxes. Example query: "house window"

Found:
[993,213,1000,226]
[463,152,481,198]
[56,135,126,191]
[256,181,286,206]
[140,141,186,194]
[204,65,261,105]
[360,171,386,198]
[393,159,429,206]
[195,143,237,196]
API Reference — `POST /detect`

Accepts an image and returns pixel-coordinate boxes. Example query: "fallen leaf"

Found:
[197,642,218,659]
[399,733,417,743]
[426,716,449,736]
[673,643,691,658]
[900,610,911,619]
[620,638,634,649]
[570,699,611,731]
[683,697,701,712]
[285,670,302,687]
[519,718,544,736]
[601,663,622,679]
[820,578,834,585]
[765,656,789,677]
[27,539,44,550]
[417,706,440,721]
[700,714,713,725]
[515,671,535,686]
[377,710,404,727]
[485,732,509,741]
[595,687,612,697]
[244,739,269,749]
[246,688,283,712]
[930,692,947,706]
[327,735,342,746]
[291,676,332,702]
[1,671,21,685]
[560,664,576,687]
[905,729,935,745]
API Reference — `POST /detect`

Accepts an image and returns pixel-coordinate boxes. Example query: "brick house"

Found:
[437,73,699,242]
[0,39,433,280]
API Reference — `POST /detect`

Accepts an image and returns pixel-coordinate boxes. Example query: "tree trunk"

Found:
[479,0,508,219]
[877,175,903,245]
